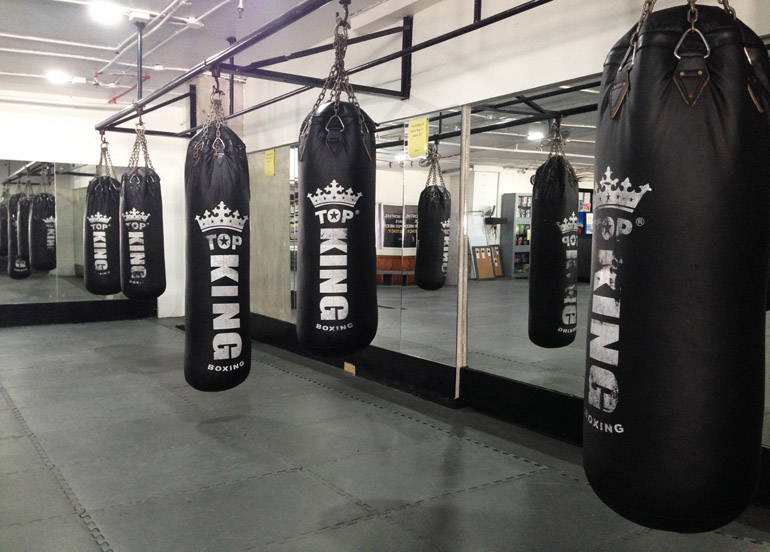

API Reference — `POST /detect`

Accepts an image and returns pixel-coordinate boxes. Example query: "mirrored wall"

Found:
[0,159,128,307]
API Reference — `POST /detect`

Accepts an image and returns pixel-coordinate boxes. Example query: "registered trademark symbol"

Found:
[636,217,645,226]
[355,209,360,215]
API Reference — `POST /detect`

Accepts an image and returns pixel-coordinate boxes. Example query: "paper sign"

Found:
[407,117,429,159]
[264,149,276,177]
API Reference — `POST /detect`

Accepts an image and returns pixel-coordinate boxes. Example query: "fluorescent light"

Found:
[395,153,406,162]
[527,131,545,141]
[46,70,71,84]
[89,2,124,25]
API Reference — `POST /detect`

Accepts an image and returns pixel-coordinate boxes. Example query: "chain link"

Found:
[96,133,117,180]
[548,118,566,157]
[195,88,229,159]
[302,1,367,133]
[425,145,446,189]
[128,116,155,172]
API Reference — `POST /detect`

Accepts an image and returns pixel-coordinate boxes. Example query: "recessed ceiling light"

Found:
[46,70,72,84]
[89,2,124,25]
[527,131,545,141]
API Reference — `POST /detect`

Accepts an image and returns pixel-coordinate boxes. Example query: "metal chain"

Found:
[196,88,228,156]
[302,1,367,132]
[96,133,117,180]
[128,117,155,172]
[426,145,446,189]
[548,117,566,157]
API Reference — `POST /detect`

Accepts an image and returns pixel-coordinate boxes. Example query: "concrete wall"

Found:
[248,146,292,322]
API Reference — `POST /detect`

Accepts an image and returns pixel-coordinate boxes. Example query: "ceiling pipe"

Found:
[97,0,189,79]
[0,32,115,51]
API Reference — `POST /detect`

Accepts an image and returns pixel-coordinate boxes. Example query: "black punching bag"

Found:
[415,151,451,291]
[0,191,8,259]
[184,93,250,392]
[528,133,578,348]
[120,132,166,299]
[30,192,57,271]
[297,101,377,357]
[584,4,770,533]
[7,193,30,279]
[84,177,121,295]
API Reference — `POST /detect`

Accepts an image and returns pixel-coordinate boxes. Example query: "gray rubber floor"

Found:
[1,319,770,551]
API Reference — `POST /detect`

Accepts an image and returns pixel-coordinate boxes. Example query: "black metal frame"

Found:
[95,0,557,138]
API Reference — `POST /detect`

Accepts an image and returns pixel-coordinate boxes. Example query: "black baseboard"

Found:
[249,313,458,408]
[0,299,157,327]
[460,367,584,445]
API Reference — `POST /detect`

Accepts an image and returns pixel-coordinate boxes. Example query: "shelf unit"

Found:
[500,192,532,278]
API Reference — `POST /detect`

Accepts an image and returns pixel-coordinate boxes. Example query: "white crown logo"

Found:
[43,216,56,224]
[595,166,652,213]
[87,212,111,225]
[556,212,578,234]
[123,208,150,223]
[307,180,362,209]
[441,219,451,230]
[196,201,248,232]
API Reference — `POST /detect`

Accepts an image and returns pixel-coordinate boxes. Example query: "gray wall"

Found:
[248,146,291,322]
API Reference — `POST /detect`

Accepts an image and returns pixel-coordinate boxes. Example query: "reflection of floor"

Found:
[374,279,770,445]
[0,271,115,304]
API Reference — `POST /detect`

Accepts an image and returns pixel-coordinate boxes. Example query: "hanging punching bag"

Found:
[29,167,56,271]
[120,126,166,299]
[296,7,377,357]
[0,190,8,259]
[584,2,770,533]
[528,127,578,348]
[84,138,122,295]
[184,90,251,392]
[415,149,451,291]
[7,192,31,279]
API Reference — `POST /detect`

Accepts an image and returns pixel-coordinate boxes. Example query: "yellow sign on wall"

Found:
[264,149,276,177]
[407,117,429,159]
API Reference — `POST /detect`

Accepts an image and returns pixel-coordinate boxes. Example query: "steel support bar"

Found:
[400,16,413,99]
[108,90,194,129]
[135,21,145,101]
[95,0,332,131]
[105,127,190,138]
[347,0,556,77]
[218,64,403,98]
[247,24,408,69]
[455,104,472,397]
[375,103,597,149]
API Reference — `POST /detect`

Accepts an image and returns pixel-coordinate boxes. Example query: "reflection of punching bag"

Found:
[120,128,166,299]
[297,101,377,357]
[584,4,770,533]
[184,91,251,392]
[528,131,578,348]
[85,139,122,296]
[415,150,451,291]
[7,193,31,279]
[30,170,57,271]
[0,192,8,258]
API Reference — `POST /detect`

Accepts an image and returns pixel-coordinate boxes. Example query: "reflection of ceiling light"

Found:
[46,70,71,84]
[395,153,406,162]
[153,64,165,71]
[527,131,545,141]
[89,2,124,25]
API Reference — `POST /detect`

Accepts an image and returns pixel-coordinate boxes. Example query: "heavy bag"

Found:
[29,192,57,271]
[7,194,30,279]
[120,153,166,298]
[0,192,8,258]
[297,101,378,357]
[84,176,121,295]
[184,95,251,392]
[415,153,451,291]
[16,193,32,268]
[528,142,578,348]
[584,4,770,533]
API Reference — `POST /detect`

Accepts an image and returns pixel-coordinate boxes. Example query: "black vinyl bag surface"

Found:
[7,193,30,279]
[297,101,378,357]
[584,4,770,533]
[84,176,121,295]
[415,153,451,291]
[184,97,251,392]
[29,192,57,271]
[0,191,8,258]
[528,146,578,348]
[119,133,166,300]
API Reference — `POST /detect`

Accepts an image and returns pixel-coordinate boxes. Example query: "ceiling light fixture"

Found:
[46,70,72,84]
[527,131,545,141]
[89,2,124,25]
